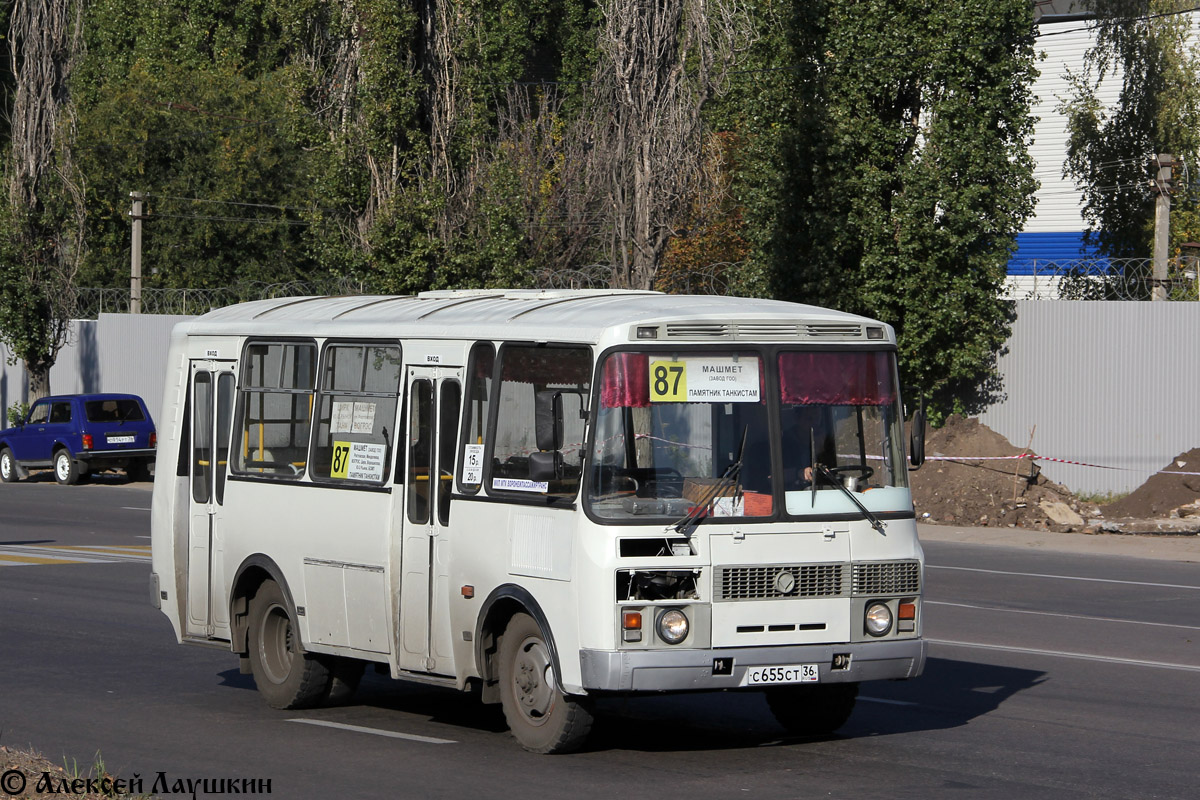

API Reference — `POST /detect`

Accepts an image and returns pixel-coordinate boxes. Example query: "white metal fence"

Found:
[3,300,1198,496]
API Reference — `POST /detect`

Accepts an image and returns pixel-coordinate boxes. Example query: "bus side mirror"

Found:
[909,400,926,469]
[535,390,564,452]
[529,450,564,482]
[531,390,565,483]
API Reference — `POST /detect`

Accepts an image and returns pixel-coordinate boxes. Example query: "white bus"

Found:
[150,289,927,753]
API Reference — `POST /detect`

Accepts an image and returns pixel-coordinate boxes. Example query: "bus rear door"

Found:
[397,365,462,674]
[185,360,236,638]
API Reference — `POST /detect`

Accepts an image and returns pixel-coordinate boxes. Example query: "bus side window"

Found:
[310,343,402,486]
[232,341,317,478]
[491,344,591,499]
[457,343,494,494]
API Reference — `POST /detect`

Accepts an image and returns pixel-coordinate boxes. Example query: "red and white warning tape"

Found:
[926,453,1200,477]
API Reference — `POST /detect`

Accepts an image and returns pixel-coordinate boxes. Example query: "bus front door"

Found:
[185,360,236,639]
[397,366,462,674]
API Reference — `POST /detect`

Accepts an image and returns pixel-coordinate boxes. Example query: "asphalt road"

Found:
[2,480,1198,799]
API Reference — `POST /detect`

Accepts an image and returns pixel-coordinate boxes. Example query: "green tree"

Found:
[0,0,87,399]
[1060,0,1200,261]
[726,0,1038,415]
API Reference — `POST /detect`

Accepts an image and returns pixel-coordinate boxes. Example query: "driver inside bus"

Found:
[781,403,834,488]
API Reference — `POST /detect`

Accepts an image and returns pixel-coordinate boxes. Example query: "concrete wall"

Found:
[1,314,192,428]
[979,300,1200,496]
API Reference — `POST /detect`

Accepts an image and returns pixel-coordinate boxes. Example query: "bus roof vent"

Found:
[665,323,732,339]
[737,323,801,339]
[804,323,863,338]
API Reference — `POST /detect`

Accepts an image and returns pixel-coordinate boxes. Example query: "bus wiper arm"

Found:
[671,428,747,537]
[813,464,887,535]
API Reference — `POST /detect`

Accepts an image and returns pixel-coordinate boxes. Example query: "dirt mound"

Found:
[1102,448,1200,519]
[910,416,1097,530]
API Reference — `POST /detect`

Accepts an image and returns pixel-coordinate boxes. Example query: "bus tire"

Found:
[498,612,593,754]
[765,682,859,736]
[247,580,330,709]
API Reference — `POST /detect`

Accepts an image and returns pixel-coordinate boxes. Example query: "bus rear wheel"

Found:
[765,682,859,736]
[248,580,330,709]
[498,613,593,754]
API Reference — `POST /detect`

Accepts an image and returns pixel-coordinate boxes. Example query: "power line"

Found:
[144,211,317,227]
[141,193,323,214]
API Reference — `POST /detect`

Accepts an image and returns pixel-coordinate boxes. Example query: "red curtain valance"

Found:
[601,352,650,408]
[778,351,895,406]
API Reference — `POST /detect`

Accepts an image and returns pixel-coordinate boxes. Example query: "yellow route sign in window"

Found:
[331,440,351,479]
[649,360,687,402]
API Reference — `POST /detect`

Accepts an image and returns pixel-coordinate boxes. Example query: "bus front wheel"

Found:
[765,682,859,736]
[248,580,330,709]
[498,613,593,754]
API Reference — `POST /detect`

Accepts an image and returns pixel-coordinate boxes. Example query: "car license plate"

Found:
[106,434,135,444]
[741,664,820,686]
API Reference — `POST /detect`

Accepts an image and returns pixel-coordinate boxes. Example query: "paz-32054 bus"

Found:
[150,289,926,753]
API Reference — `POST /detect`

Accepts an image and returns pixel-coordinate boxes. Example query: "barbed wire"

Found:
[1006,257,1200,301]
[531,262,754,296]
[75,278,371,318]
[74,257,1198,318]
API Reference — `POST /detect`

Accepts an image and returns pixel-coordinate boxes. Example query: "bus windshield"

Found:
[587,348,907,521]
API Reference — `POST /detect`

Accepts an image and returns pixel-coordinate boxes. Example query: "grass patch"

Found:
[1075,491,1129,505]
[1,746,153,799]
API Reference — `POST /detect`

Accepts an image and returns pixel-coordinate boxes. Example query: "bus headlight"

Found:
[656,608,689,644]
[865,602,893,637]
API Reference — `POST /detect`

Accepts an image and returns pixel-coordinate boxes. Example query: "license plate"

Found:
[106,434,135,444]
[741,663,820,686]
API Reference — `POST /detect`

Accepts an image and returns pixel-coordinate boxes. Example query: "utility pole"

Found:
[130,191,144,314]
[1151,154,1175,302]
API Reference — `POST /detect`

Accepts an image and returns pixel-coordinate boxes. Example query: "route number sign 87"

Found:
[649,360,687,402]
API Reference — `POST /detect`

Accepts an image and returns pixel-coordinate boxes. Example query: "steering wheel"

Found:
[829,464,874,481]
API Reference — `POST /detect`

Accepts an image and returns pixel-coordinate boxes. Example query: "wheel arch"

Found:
[474,584,562,705]
[230,555,302,656]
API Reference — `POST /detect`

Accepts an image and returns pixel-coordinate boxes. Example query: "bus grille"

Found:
[852,561,921,595]
[716,564,850,600]
[715,560,921,600]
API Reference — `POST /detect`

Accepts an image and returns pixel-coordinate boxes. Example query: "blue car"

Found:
[0,393,157,485]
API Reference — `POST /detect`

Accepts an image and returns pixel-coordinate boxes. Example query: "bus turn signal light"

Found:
[623,611,643,630]
[898,601,916,620]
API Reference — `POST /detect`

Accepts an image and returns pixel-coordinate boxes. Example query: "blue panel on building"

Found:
[1007,232,1103,275]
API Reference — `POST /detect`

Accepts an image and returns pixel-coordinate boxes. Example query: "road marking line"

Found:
[928,638,1200,673]
[286,719,456,744]
[121,506,152,511]
[928,565,1200,591]
[928,600,1200,631]
[0,544,151,566]
[42,545,151,556]
[0,554,91,566]
[859,696,919,706]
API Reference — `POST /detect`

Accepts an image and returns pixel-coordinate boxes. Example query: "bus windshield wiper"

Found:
[812,463,887,535]
[671,428,746,537]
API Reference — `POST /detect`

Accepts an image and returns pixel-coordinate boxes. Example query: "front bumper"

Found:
[579,638,925,692]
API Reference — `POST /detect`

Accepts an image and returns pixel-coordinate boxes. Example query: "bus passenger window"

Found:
[310,344,402,486]
[491,345,591,499]
[232,342,317,479]
[457,343,494,494]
